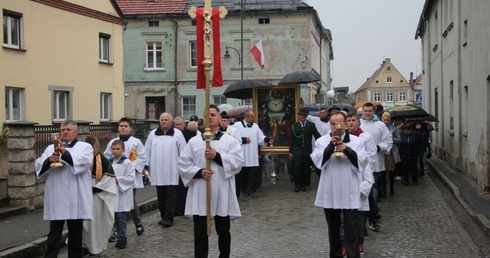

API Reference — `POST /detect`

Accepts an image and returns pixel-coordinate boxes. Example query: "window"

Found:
[3,10,23,49]
[243,98,252,106]
[386,92,393,102]
[100,93,112,121]
[54,91,69,121]
[5,87,24,121]
[213,95,227,105]
[399,92,406,102]
[374,93,381,102]
[387,66,391,71]
[258,18,270,24]
[463,19,468,46]
[146,42,163,69]
[191,20,196,26]
[99,34,111,63]
[149,20,159,27]
[189,41,197,68]
[386,77,392,83]
[182,96,196,119]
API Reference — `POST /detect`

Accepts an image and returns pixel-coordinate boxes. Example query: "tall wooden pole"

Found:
[188,0,227,236]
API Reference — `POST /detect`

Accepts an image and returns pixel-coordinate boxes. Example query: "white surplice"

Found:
[82,176,117,254]
[178,133,244,218]
[223,125,242,144]
[360,119,393,172]
[307,115,330,136]
[145,128,186,186]
[310,133,363,209]
[104,136,148,189]
[35,142,93,220]
[112,158,135,212]
[233,121,267,167]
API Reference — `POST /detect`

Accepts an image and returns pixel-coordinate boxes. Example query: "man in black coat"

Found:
[289,107,321,192]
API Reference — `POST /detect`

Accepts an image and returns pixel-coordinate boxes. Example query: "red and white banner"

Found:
[250,40,265,69]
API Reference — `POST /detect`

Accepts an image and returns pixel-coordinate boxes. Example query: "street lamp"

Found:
[224,46,242,64]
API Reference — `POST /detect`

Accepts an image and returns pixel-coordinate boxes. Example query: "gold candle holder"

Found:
[50,133,64,167]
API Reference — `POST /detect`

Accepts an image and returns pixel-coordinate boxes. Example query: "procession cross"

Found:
[188,0,228,236]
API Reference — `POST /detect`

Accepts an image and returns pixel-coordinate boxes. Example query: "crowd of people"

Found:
[34,102,431,258]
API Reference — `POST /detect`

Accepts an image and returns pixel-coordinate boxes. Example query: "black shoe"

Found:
[368,222,380,232]
[115,237,127,249]
[294,187,300,192]
[249,192,257,198]
[413,181,419,185]
[108,231,118,242]
[375,214,381,220]
[389,191,394,196]
[135,223,144,236]
[404,182,409,186]
[382,194,388,199]
[161,219,173,228]
[301,186,306,192]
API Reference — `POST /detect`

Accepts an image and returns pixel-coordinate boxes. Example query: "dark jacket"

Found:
[399,131,423,160]
[289,121,321,156]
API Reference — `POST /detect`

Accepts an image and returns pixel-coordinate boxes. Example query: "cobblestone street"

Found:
[56,168,490,258]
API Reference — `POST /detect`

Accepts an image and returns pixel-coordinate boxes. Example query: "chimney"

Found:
[367,78,369,81]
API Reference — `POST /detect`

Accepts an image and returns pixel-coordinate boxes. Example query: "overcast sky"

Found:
[304,0,426,92]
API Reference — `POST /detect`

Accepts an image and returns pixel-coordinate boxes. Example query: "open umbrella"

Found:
[406,114,439,122]
[217,104,234,113]
[328,103,356,113]
[223,80,272,99]
[385,104,430,118]
[279,71,321,84]
[303,103,319,116]
[354,101,381,110]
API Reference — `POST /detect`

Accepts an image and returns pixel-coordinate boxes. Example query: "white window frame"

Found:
[182,96,196,120]
[374,92,381,102]
[49,86,73,122]
[386,77,392,83]
[399,92,407,102]
[100,93,112,121]
[146,42,163,70]
[213,95,227,106]
[243,98,253,106]
[5,87,25,121]
[3,10,23,49]
[99,33,111,63]
[386,92,393,102]
[190,41,197,68]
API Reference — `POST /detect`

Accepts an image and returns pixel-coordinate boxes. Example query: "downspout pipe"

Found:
[172,20,179,115]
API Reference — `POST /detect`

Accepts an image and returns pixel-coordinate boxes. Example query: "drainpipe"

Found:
[172,20,179,115]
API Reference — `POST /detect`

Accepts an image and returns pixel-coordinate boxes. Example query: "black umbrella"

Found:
[279,71,321,84]
[223,79,272,99]
[328,103,356,113]
[406,114,439,122]
[385,104,430,119]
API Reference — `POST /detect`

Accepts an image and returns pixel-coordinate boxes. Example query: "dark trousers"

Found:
[176,178,189,215]
[241,166,259,194]
[131,188,142,225]
[156,185,177,221]
[45,219,83,258]
[401,158,418,184]
[368,172,380,224]
[378,171,387,198]
[324,209,359,258]
[235,173,241,198]
[193,215,231,258]
[293,155,312,188]
[388,170,395,194]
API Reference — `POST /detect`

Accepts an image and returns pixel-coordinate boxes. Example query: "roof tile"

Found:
[115,0,187,15]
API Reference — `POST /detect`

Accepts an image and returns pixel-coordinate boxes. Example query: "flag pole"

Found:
[188,0,227,237]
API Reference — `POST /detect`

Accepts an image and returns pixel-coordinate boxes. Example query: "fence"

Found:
[34,123,119,157]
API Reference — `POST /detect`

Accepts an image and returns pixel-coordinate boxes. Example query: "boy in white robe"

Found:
[35,120,93,258]
[104,117,148,236]
[109,140,136,249]
[82,135,117,257]
[179,105,244,258]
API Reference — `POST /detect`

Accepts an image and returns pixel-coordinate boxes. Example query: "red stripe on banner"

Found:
[196,9,205,89]
[212,8,223,87]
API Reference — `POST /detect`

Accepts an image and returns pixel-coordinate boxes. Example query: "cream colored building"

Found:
[354,58,412,108]
[1,0,125,125]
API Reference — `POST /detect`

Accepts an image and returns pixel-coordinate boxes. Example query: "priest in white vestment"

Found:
[35,120,93,258]
[179,105,244,258]
[310,112,363,258]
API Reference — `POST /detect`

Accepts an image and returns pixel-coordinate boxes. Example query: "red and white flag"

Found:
[250,40,265,69]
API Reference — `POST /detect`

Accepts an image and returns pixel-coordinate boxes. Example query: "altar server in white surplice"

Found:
[82,135,117,256]
[109,140,135,249]
[35,120,93,258]
[145,112,186,228]
[310,112,363,258]
[179,105,244,258]
[233,109,271,198]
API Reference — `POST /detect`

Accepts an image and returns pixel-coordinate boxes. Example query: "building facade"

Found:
[117,0,333,120]
[353,58,412,108]
[416,0,490,189]
[1,0,126,125]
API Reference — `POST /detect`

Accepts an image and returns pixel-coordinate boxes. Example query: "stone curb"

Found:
[0,197,159,258]
[427,159,490,238]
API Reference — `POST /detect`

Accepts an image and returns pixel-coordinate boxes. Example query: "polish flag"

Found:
[250,40,265,69]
